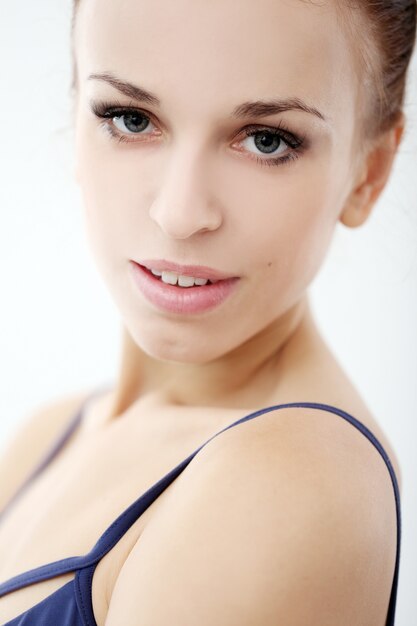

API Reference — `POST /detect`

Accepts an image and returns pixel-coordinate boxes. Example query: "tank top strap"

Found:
[74,401,402,626]
[0,433,215,597]
[83,401,401,565]
[0,401,401,621]
[77,402,402,626]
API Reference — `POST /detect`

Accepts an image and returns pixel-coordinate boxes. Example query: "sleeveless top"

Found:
[0,389,402,626]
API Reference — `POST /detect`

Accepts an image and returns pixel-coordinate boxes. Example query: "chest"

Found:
[0,407,239,625]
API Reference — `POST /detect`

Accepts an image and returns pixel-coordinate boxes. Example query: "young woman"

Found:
[0,0,415,624]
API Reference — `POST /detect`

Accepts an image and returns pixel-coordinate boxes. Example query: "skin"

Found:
[0,2,405,622]
[72,0,404,418]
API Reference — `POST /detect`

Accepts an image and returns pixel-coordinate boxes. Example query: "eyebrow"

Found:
[88,71,328,123]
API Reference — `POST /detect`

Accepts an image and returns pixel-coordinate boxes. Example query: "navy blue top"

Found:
[0,391,401,626]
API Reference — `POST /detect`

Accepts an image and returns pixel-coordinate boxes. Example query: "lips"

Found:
[137,259,237,282]
[129,260,241,314]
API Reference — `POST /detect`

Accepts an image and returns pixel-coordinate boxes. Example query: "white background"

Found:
[0,1,416,622]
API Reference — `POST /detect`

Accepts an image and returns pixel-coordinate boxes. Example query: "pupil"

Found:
[255,132,280,154]
[124,113,149,133]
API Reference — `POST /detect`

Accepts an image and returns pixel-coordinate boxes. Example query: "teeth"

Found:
[161,271,179,285]
[194,277,211,285]
[147,266,221,286]
[157,270,209,287]
[178,275,198,287]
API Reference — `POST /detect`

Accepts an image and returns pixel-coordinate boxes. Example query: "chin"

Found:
[127,323,227,365]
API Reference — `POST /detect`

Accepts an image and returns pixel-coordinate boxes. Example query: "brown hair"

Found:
[70,0,416,144]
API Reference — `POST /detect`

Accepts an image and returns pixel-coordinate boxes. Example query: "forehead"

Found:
[74,0,358,124]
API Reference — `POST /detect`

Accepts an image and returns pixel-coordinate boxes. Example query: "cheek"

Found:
[236,160,342,303]
[75,128,141,264]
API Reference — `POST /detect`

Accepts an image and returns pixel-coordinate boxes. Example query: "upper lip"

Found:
[134,259,238,281]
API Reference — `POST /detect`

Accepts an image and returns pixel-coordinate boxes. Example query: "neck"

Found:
[107,295,318,418]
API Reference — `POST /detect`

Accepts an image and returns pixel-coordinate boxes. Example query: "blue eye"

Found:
[112,111,152,134]
[239,124,306,167]
[90,101,157,140]
[89,100,307,168]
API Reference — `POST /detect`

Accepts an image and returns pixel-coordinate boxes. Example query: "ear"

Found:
[339,113,405,228]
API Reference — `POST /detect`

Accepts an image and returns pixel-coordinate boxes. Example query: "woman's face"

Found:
[73,0,361,364]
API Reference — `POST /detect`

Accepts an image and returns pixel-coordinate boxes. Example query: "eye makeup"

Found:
[89,98,309,168]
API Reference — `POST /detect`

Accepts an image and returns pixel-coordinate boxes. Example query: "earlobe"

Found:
[339,156,374,228]
[339,183,373,228]
[339,117,405,229]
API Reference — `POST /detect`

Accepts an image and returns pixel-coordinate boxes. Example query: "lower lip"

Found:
[129,261,240,315]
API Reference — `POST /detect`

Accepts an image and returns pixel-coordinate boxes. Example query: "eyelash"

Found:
[89,99,307,168]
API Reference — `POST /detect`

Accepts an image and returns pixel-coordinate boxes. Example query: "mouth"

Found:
[129,260,241,315]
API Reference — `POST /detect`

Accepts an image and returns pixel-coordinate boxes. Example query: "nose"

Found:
[148,146,223,239]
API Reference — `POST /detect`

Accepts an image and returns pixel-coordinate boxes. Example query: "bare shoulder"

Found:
[104,406,397,626]
[0,390,89,509]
